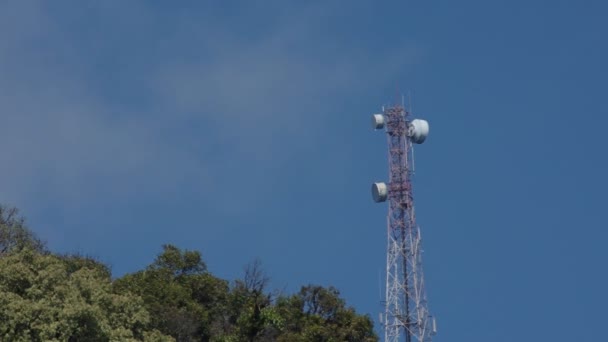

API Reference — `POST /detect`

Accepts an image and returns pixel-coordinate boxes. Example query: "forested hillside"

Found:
[0,206,378,342]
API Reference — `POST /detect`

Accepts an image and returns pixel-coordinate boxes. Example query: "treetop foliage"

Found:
[0,206,45,255]
[0,206,378,341]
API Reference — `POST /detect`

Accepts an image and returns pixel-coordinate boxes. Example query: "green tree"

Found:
[275,285,378,342]
[218,260,283,342]
[114,244,229,342]
[0,206,379,341]
[0,248,173,341]
[0,206,45,255]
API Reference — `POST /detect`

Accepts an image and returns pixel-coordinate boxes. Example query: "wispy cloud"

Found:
[0,1,206,208]
[0,0,422,216]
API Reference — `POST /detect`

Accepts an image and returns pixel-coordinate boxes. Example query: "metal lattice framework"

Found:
[381,105,434,342]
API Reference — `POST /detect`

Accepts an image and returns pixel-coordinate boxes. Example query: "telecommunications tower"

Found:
[371,104,436,342]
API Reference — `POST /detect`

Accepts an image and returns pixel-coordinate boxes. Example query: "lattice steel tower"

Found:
[371,104,436,342]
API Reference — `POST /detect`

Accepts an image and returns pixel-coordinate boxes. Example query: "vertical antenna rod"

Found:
[371,103,434,342]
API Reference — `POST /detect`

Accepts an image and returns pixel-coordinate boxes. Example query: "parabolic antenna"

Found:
[372,114,385,130]
[371,182,388,202]
[409,119,429,144]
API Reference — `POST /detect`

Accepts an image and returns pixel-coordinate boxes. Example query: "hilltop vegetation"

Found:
[0,206,378,342]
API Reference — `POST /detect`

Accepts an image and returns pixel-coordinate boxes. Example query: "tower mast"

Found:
[371,104,435,342]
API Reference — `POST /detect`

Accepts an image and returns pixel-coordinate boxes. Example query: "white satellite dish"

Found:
[372,114,385,130]
[371,182,388,202]
[409,119,429,144]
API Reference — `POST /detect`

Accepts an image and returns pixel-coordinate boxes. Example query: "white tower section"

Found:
[371,105,435,342]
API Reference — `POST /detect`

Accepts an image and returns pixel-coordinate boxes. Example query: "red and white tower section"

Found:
[371,105,436,342]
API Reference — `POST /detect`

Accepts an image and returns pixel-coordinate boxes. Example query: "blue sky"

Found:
[1,1,607,341]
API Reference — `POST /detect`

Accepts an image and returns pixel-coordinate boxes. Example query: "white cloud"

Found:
[0,0,422,215]
[0,1,207,210]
